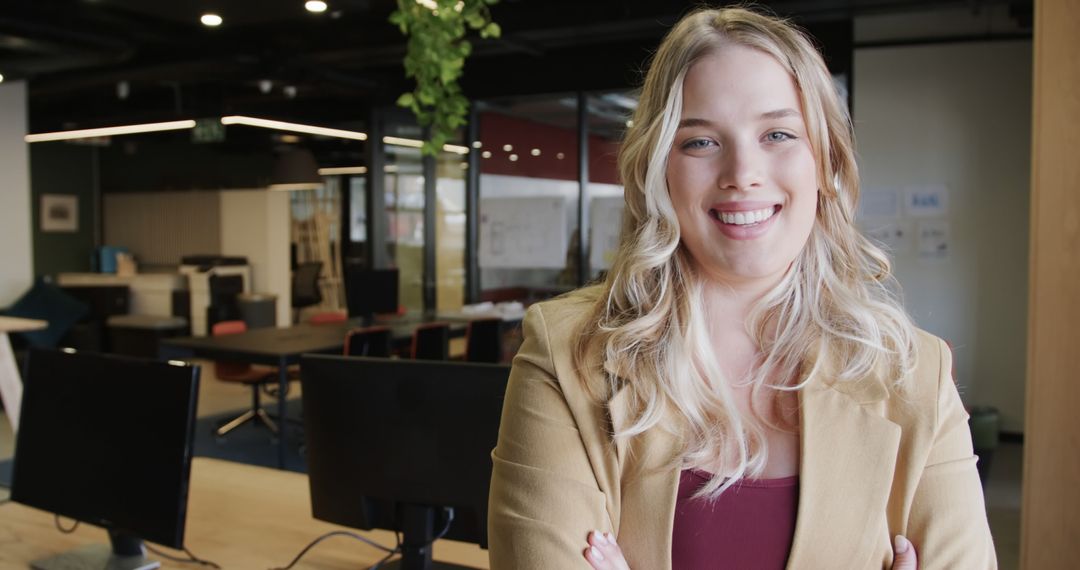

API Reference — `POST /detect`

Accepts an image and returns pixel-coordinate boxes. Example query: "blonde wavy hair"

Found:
[573,6,918,497]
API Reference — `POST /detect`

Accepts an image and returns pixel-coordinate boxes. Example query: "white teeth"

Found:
[718,206,775,225]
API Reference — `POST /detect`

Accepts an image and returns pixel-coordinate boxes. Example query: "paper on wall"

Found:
[917,220,951,261]
[858,187,901,219]
[862,219,913,255]
[904,184,949,217]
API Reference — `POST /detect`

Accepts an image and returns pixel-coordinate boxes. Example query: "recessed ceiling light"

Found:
[471,140,482,148]
[508,154,519,162]
[0,73,5,83]
[530,148,541,157]
[502,144,513,152]
[481,151,492,158]
[200,13,223,27]
[556,152,565,160]
[305,1,328,13]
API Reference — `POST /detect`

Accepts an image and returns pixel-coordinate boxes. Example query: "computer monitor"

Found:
[300,355,510,570]
[343,265,400,322]
[11,348,200,570]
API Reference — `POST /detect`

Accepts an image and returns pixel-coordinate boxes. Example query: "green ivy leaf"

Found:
[481,22,501,39]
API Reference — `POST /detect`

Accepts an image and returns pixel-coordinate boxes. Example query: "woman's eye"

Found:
[765,131,794,143]
[681,138,714,150]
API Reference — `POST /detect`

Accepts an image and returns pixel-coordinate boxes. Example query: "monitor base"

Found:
[380,561,478,570]
[30,544,160,570]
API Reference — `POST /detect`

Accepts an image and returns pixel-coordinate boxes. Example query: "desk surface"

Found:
[160,319,470,364]
[0,457,490,569]
[0,317,47,333]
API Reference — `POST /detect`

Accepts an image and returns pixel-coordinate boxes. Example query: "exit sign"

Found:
[192,119,225,143]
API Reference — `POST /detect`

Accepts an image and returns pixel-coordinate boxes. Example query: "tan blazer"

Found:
[488,287,996,569]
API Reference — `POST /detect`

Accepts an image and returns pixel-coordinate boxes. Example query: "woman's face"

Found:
[667,45,819,288]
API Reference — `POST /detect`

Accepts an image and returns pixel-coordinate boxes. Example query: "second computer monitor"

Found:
[300,354,510,569]
[344,266,400,321]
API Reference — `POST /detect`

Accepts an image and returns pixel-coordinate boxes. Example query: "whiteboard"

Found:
[479,196,568,268]
[589,196,624,270]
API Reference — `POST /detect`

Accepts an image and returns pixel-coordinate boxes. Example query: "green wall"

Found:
[30,143,98,277]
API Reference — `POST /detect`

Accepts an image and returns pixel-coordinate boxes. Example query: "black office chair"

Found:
[206,274,244,331]
[291,261,323,323]
[410,322,450,361]
[344,326,394,357]
[465,318,502,363]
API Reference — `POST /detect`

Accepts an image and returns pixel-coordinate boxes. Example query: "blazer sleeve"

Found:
[488,304,612,569]
[905,338,998,569]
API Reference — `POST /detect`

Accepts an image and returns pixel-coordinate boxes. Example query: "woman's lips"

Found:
[708,204,781,240]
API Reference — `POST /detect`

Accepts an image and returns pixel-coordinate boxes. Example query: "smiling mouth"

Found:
[708,205,780,226]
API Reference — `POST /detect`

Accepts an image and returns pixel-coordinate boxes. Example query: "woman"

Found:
[487,6,996,569]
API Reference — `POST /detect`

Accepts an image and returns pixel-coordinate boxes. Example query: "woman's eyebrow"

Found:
[759,108,801,120]
[676,117,713,129]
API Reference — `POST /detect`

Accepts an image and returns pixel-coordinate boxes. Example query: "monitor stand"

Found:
[31,530,160,570]
[381,505,478,570]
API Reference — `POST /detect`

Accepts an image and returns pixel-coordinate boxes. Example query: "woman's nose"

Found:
[716,143,764,192]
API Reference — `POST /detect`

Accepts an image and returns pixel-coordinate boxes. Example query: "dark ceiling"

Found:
[3,0,1031,134]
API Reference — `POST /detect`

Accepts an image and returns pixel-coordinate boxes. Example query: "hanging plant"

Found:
[390,0,501,156]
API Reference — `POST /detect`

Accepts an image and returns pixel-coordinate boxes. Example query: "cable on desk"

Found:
[54,515,79,533]
[144,543,222,569]
[269,530,399,570]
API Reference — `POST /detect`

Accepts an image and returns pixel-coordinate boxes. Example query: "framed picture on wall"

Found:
[40,194,78,233]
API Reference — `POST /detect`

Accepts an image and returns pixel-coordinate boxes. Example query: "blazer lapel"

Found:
[607,386,681,570]
[786,357,900,569]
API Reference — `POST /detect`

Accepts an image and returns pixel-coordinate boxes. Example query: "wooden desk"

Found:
[0,316,47,433]
[0,457,490,569]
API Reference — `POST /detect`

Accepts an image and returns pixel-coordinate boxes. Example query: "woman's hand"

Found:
[584,530,630,570]
[892,535,918,569]
[583,530,916,569]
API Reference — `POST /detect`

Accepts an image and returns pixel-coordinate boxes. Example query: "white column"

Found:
[0,81,33,306]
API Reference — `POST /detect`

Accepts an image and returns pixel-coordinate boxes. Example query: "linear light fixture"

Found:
[268,182,323,191]
[220,115,368,141]
[24,120,198,143]
[382,135,470,155]
[318,166,368,175]
[382,135,423,148]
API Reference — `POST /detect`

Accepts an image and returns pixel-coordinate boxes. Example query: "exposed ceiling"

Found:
[2,0,1032,136]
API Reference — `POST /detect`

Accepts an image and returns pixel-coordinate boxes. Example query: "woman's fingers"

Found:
[892,535,918,570]
[584,530,631,570]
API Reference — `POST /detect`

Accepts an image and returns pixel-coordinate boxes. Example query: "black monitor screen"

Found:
[301,355,509,551]
[11,349,200,549]
[344,266,399,318]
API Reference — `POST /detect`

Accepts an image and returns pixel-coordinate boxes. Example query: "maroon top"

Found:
[671,469,799,569]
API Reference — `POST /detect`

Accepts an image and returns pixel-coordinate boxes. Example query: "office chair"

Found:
[308,311,347,325]
[465,318,503,363]
[344,326,394,357]
[206,274,244,331]
[410,322,450,361]
[291,261,323,323]
[211,320,280,437]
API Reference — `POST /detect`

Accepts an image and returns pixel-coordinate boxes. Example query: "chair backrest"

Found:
[411,322,450,361]
[344,326,393,358]
[211,320,252,377]
[292,262,323,309]
[309,312,347,325]
[465,318,502,363]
